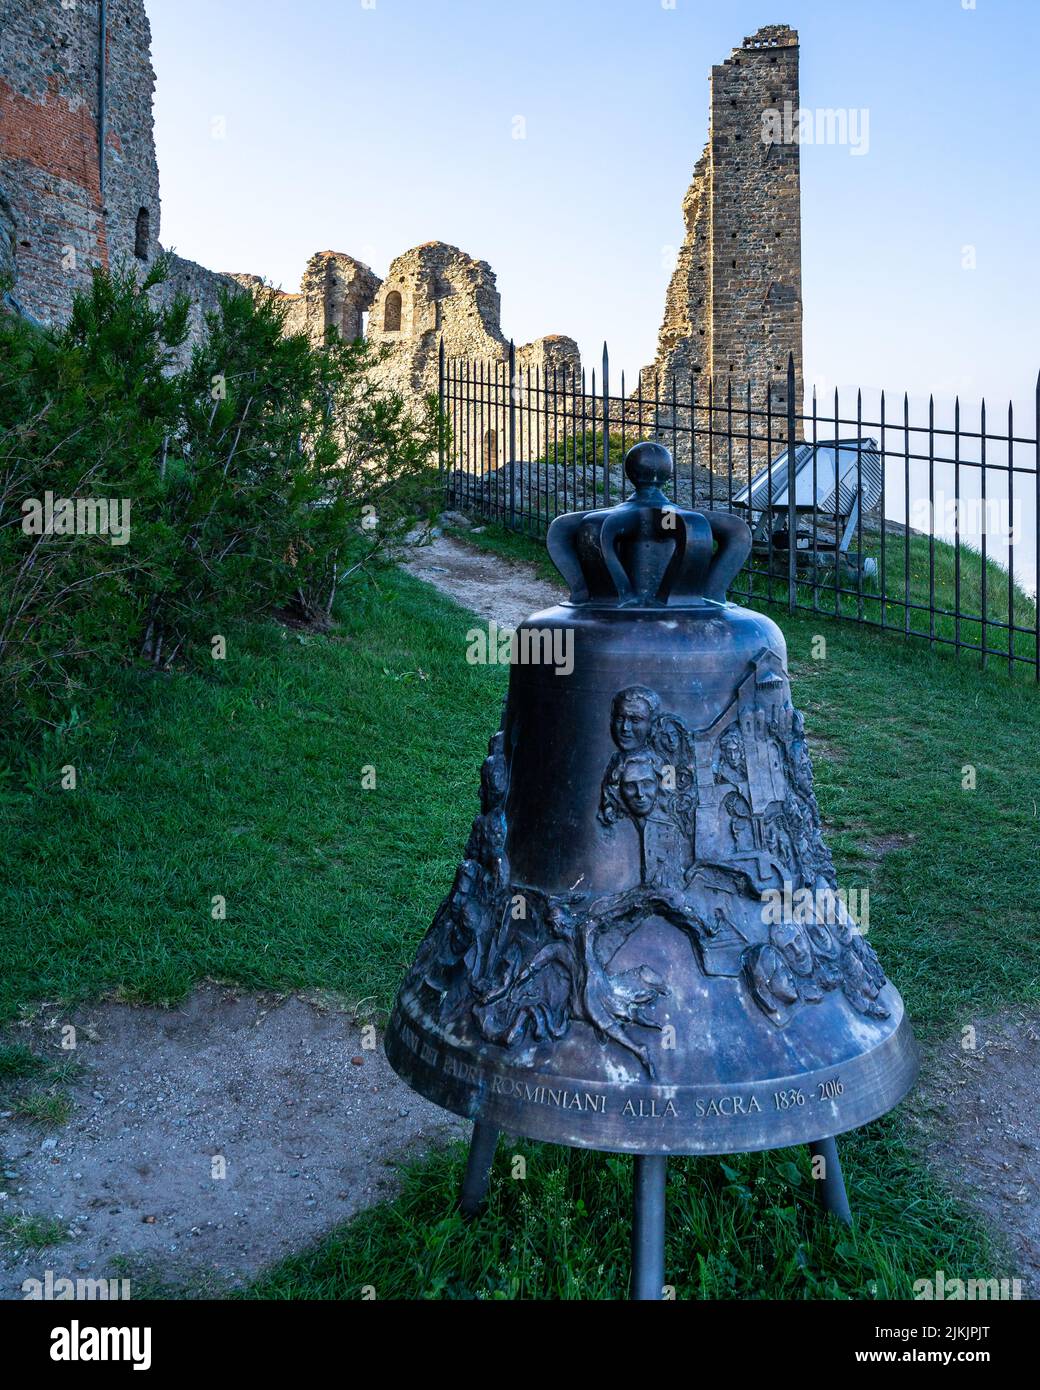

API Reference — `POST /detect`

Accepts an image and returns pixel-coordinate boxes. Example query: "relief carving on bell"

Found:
[385,442,918,1160]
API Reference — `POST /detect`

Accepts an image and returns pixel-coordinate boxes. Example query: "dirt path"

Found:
[0,986,463,1299]
[918,1011,1040,1296]
[401,530,564,628]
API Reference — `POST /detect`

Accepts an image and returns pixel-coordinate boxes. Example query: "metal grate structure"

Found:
[732,439,883,517]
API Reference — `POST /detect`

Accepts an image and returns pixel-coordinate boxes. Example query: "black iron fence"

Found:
[439,342,1040,681]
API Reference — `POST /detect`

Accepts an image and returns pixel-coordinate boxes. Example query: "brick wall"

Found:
[0,0,160,325]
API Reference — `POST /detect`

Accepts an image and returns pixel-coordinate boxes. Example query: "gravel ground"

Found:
[917,1011,1040,1297]
[0,986,464,1299]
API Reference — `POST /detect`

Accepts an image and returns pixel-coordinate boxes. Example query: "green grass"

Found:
[0,1044,47,1081]
[2,544,1038,1298]
[740,532,1037,668]
[0,1213,70,1252]
[0,1043,76,1125]
[0,571,504,1022]
[246,1122,979,1301]
[11,1089,73,1126]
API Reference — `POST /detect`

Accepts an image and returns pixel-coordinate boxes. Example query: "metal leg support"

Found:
[809,1136,852,1226]
[458,1121,500,1219]
[630,1154,668,1300]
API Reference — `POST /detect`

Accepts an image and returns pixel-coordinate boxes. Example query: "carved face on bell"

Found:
[806,919,839,960]
[611,687,659,752]
[748,944,800,1013]
[652,715,683,760]
[719,726,747,775]
[619,754,658,819]
[771,918,815,976]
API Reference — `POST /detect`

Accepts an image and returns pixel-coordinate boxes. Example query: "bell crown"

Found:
[546,443,752,608]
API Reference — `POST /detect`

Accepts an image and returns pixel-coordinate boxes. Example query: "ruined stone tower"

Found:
[367,242,506,398]
[643,23,803,464]
[1,0,234,341]
[0,0,159,322]
[358,241,580,466]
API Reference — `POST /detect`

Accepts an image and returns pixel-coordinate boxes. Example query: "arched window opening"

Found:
[134,207,149,261]
[134,205,150,261]
[483,429,498,471]
[383,290,402,332]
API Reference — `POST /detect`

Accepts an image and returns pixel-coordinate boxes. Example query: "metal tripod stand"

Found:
[458,1122,851,1300]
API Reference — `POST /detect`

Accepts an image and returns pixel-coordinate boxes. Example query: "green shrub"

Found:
[167,286,439,648]
[0,261,440,741]
[0,260,187,735]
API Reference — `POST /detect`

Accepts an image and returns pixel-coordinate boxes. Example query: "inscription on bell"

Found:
[695,1094,763,1118]
[441,1054,478,1082]
[622,1099,679,1119]
[488,1076,606,1113]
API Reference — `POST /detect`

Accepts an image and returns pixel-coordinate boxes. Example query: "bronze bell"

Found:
[385,441,918,1294]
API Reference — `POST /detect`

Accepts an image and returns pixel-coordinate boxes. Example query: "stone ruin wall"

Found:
[361,241,580,469]
[641,23,803,478]
[161,252,242,358]
[0,0,156,323]
[367,242,505,398]
[234,241,581,474]
[0,0,236,349]
[230,251,381,346]
[1,3,802,488]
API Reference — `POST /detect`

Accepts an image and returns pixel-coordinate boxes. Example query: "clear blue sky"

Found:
[147,0,1040,412]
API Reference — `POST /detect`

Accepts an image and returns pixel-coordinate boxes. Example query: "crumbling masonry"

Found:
[228,243,581,471]
[642,24,803,467]
[0,0,234,343]
[1,4,802,476]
